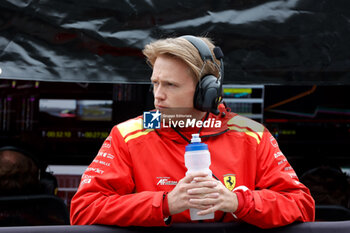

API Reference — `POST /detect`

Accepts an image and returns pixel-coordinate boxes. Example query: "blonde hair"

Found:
[142,36,221,82]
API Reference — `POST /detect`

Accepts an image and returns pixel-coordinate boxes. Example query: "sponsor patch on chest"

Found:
[223,174,236,191]
[156,177,178,186]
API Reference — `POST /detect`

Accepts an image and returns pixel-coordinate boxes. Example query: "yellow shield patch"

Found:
[223,174,236,191]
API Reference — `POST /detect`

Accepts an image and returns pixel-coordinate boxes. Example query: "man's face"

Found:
[151,54,197,111]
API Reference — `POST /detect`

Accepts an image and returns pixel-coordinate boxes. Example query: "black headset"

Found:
[181,35,224,115]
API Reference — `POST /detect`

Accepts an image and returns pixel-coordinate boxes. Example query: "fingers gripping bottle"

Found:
[184,133,214,220]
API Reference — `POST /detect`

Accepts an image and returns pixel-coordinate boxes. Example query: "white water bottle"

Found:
[184,133,214,220]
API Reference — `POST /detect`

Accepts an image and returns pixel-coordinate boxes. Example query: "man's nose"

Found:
[154,85,166,100]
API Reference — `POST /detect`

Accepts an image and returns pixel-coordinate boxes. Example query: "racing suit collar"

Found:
[155,104,235,144]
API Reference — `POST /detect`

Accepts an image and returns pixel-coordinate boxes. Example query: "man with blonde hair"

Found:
[70,35,315,228]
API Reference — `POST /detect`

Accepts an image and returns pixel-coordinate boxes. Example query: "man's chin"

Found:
[159,108,205,121]
[158,107,190,114]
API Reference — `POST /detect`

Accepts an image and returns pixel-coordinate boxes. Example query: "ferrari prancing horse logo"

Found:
[223,174,236,191]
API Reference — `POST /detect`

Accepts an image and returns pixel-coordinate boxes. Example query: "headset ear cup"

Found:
[194,75,221,113]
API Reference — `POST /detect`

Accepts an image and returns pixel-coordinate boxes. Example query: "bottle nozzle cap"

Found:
[191,133,201,143]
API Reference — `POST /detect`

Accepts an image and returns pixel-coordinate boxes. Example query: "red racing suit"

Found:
[70,105,315,228]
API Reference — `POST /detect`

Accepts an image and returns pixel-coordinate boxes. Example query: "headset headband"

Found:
[181,35,214,62]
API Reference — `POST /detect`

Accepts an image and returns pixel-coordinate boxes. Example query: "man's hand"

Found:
[167,172,217,215]
[167,172,238,216]
[188,175,238,216]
